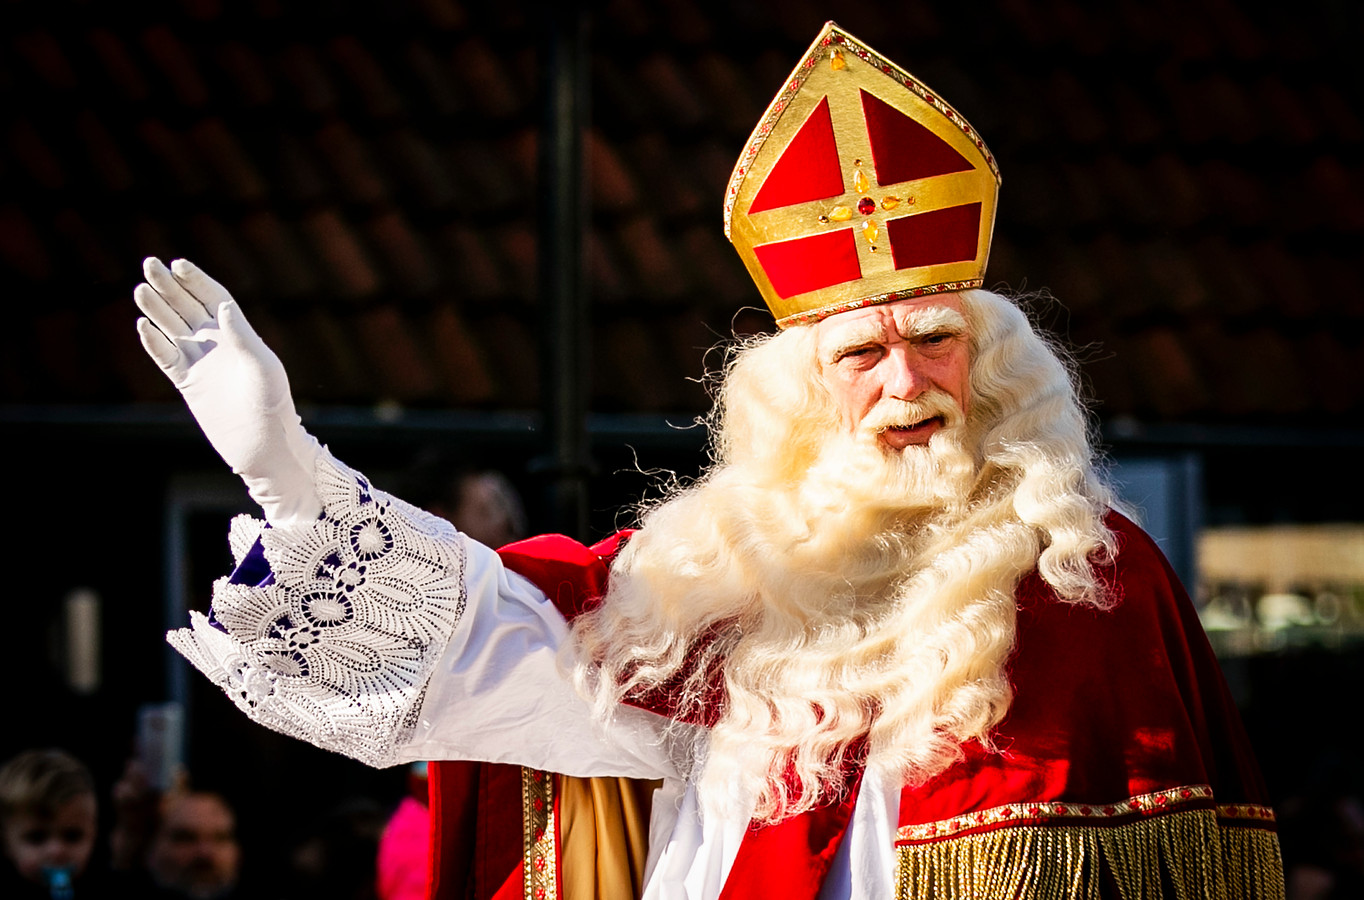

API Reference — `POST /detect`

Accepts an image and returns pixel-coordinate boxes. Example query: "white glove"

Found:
[134,257,324,526]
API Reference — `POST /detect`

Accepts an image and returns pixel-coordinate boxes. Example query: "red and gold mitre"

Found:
[724,22,1001,328]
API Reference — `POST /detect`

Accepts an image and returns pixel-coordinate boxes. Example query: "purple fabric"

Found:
[229,535,276,587]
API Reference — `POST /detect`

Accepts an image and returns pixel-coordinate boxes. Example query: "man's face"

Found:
[1,793,97,884]
[814,293,972,451]
[147,794,241,900]
[451,472,523,548]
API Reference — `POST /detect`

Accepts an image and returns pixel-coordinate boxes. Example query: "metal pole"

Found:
[537,1,591,540]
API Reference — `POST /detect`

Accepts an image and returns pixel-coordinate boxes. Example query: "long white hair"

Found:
[570,289,1116,823]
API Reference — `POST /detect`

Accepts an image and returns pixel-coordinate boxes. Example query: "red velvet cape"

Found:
[428,513,1278,899]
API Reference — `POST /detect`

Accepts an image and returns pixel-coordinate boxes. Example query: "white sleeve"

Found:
[167,448,681,781]
[402,539,681,780]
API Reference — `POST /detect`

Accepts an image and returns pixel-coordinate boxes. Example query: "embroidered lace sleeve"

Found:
[167,449,467,768]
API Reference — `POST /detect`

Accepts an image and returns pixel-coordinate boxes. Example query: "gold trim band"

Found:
[896,784,1276,844]
[774,279,984,327]
[521,767,558,900]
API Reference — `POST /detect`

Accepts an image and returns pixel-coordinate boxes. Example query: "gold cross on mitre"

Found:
[724,22,1002,328]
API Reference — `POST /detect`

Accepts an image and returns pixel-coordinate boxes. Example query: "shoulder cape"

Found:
[429,514,1283,899]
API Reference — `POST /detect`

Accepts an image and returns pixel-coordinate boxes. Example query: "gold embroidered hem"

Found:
[522,767,558,900]
[895,801,1284,900]
[895,784,1277,843]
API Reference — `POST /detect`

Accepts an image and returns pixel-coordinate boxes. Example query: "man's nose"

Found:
[883,345,926,400]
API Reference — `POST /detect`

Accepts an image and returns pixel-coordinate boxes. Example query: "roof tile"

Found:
[9,118,66,190]
[137,119,208,196]
[438,224,507,300]
[276,43,339,114]
[13,29,79,92]
[356,304,440,401]
[0,2,1358,427]
[329,35,405,121]
[455,37,525,119]
[190,117,268,202]
[402,39,466,118]
[588,126,641,213]
[86,28,150,102]
[1299,331,1360,415]
[0,204,52,282]
[1131,327,1211,418]
[614,216,686,301]
[366,208,439,296]
[52,208,121,285]
[141,24,210,107]
[300,207,382,299]
[214,41,276,108]
[188,212,262,298]
[635,54,706,131]
[475,313,538,406]
[303,308,371,401]
[313,119,390,205]
[425,302,497,405]
[238,210,322,299]
[415,0,467,32]
[73,110,135,193]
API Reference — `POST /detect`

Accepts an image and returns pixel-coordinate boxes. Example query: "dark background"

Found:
[1,0,1360,891]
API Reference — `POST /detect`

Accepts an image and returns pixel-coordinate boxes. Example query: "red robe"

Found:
[428,512,1282,899]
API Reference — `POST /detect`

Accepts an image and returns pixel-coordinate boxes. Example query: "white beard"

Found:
[797,390,978,528]
[573,306,1113,823]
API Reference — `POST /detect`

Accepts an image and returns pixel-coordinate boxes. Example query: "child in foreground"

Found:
[0,748,99,899]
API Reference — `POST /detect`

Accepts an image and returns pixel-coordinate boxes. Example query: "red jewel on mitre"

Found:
[723,22,1002,328]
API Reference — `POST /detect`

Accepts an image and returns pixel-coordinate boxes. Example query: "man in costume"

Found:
[132,22,1283,900]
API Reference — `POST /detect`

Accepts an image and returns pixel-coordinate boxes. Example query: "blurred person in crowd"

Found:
[1278,750,1364,900]
[1283,793,1364,900]
[0,748,101,899]
[287,797,385,900]
[395,447,529,549]
[110,790,246,900]
[375,763,428,900]
[107,755,245,900]
[134,790,242,900]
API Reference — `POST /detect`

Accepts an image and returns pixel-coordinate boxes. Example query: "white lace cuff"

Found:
[167,449,468,768]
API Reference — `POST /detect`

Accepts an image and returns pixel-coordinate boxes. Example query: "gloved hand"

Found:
[134,257,324,525]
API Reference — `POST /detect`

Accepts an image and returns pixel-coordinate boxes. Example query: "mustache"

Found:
[857,391,964,434]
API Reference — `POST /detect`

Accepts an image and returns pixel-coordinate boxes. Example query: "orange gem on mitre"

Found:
[723,22,1001,328]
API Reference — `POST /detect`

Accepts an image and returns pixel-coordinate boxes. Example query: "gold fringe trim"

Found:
[522,767,558,900]
[896,808,1284,899]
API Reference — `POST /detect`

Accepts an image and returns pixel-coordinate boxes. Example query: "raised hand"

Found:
[135,257,323,524]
